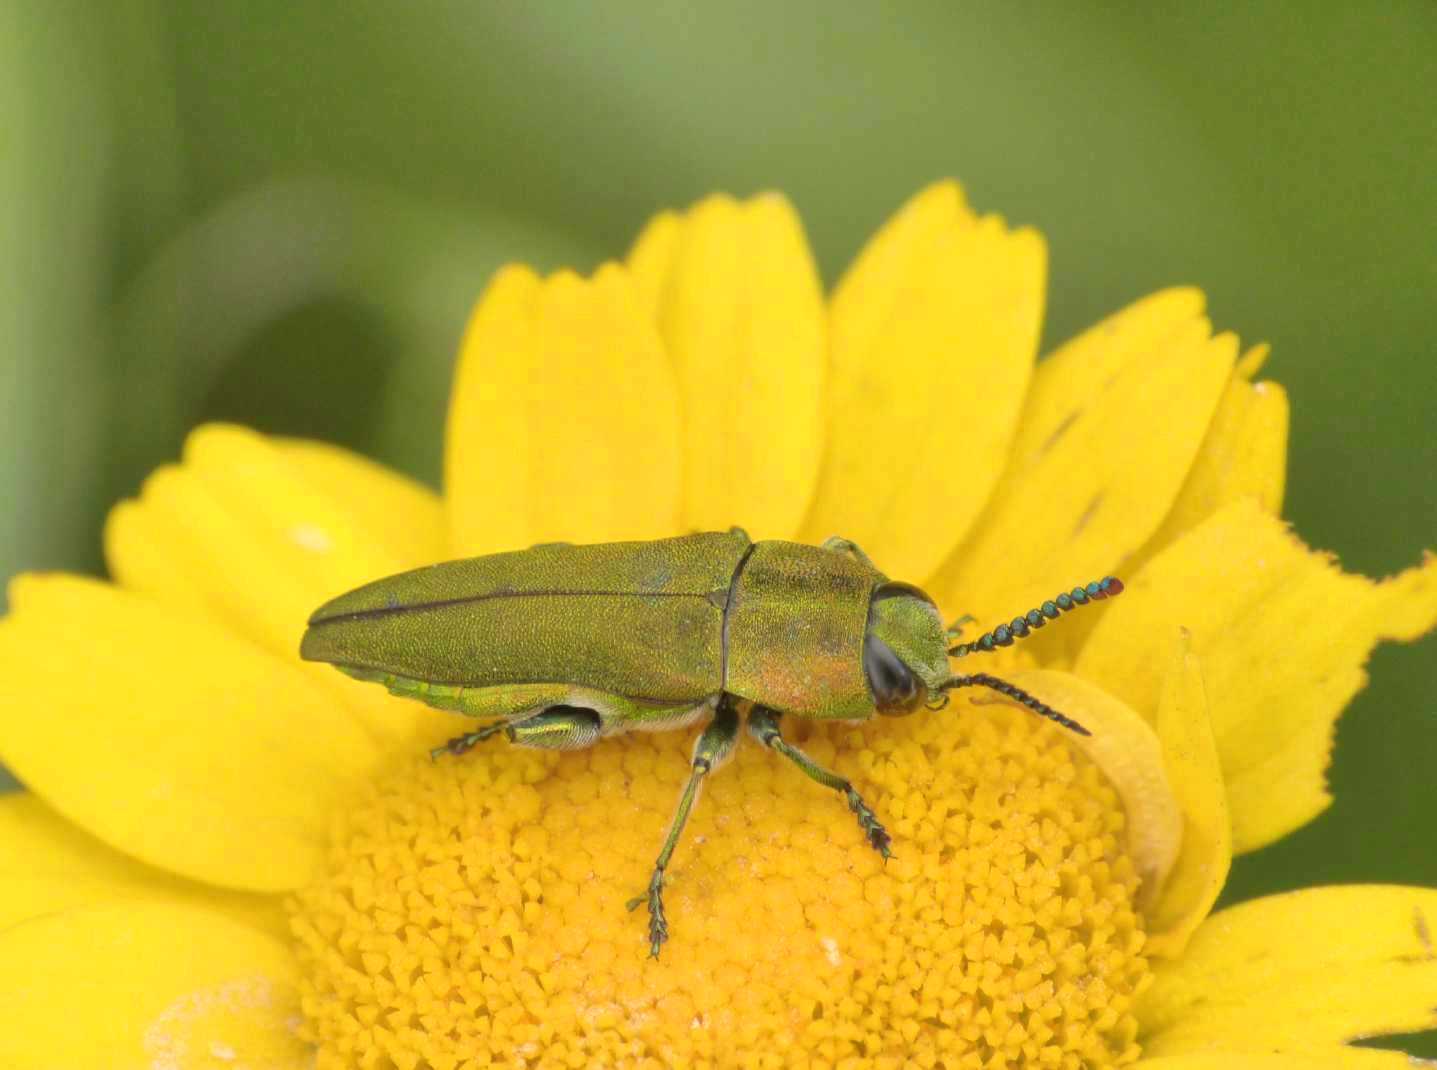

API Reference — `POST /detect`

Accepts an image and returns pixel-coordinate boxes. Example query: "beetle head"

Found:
[864,584,951,716]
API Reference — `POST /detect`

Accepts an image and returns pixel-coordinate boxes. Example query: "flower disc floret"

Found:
[290,701,1148,1068]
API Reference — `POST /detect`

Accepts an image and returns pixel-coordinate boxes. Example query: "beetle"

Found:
[300,528,1121,957]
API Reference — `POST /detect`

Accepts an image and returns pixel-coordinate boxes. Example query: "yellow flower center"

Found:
[289,701,1149,1068]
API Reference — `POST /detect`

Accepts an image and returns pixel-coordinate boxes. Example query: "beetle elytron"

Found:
[301,528,1121,957]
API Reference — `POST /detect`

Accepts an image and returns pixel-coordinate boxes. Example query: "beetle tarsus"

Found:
[431,734,478,761]
[641,870,670,958]
[430,721,508,761]
[846,787,892,858]
[626,870,669,957]
[630,699,739,958]
[749,706,894,859]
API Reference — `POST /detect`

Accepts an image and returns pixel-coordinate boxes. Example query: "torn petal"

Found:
[1078,500,1437,852]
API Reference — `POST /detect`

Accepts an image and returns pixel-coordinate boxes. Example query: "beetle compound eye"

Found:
[864,634,928,716]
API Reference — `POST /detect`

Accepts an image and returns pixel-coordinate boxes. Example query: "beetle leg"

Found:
[502,705,603,750]
[747,706,892,859]
[430,705,603,761]
[429,720,510,760]
[626,696,740,958]
[820,535,877,570]
[945,613,977,643]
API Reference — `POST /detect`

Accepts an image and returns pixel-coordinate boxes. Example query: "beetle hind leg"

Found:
[503,705,603,750]
[627,695,740,958]
[430,720,509,760]
[430,705,603,761]
[747,706,892,858]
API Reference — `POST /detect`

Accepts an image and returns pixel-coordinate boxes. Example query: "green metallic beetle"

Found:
[300,528,1122,957]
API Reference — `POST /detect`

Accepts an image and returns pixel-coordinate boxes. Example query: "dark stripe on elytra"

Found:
[310,587,721,626]
[718,541,759,692]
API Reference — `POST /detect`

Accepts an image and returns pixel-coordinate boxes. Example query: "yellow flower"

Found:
[2,182,1436,1069]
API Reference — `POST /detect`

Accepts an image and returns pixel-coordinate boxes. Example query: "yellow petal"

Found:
[1144,633,1231,959]
[0,900,308,1070]
[628,193,826,537]
[626,209,680,318]
[1137,1053,1424,1069]
[0,792,283,935]
[1051,359,1290,660]
[445,263,682,556]
[1138,885,1437,1056]
[1078,500,1437,851]
[801,181,1047,580]
[929,289,1235,632]
[277,436,445,568]
[1135,352,1289,569]
[0,574,378,891]
[998,668,1182,908]
[105,424,447,745]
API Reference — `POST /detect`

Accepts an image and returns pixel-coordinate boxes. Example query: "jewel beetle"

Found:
[300,528,1122,957]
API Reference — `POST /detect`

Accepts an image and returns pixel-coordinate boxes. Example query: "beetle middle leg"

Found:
[747,706,892,858]
[626,695,740,958]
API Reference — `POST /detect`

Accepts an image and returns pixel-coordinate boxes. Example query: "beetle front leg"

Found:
[626,696,739,958]
[747,706,892,858]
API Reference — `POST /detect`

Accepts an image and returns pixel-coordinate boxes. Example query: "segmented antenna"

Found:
[938,673,1091,736]
[947,577,1124,657]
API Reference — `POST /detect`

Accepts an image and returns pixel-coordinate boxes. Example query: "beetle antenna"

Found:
[947,577,1123,657]
[938,673,1091,736]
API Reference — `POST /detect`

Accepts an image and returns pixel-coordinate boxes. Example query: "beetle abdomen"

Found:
[302,531,749,704]
[337,665,572,717]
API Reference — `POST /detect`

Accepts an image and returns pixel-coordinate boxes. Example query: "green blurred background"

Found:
[4,1,1435,1049]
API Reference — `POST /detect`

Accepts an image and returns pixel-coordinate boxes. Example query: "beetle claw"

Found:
[870,827,893,859]
[845,788,892,859]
